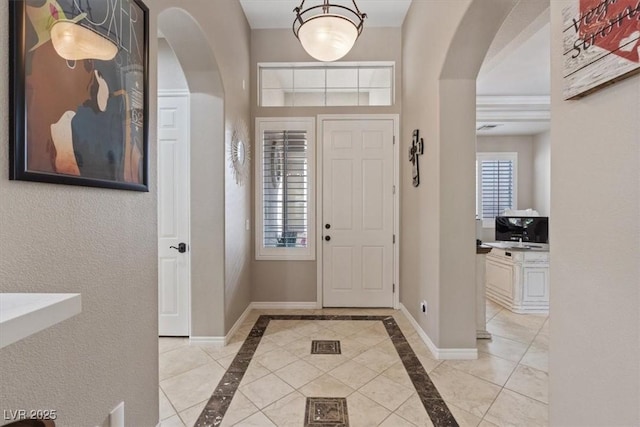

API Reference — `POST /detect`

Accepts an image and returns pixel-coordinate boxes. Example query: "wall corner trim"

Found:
[224,303,254,345]
[399,303,478,360]
[251,302,317,310]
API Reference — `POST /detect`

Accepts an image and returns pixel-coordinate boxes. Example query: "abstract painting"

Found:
[9,0,149,191]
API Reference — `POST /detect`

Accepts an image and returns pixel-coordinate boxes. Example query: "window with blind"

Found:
[255,118,315,260]
[476,152,518,227]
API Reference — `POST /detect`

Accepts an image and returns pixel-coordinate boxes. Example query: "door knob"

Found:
[325,224,331,229]
[170,243,187,253]
[325,236,331,242]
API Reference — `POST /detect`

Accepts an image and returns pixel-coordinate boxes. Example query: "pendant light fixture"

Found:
[293,0,367,62]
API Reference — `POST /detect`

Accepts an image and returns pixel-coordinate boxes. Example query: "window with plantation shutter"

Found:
[476,152,518,227]
[256,118,315,260]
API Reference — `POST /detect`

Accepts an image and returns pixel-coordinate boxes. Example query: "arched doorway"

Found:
[157,8,226,340]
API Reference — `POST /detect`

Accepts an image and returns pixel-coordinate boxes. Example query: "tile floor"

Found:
[159,301,549,426]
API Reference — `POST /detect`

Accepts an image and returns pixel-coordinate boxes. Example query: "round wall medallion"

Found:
[229,119,251,185]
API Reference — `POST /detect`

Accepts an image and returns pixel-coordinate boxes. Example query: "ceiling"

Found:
[239,0,412,29]
[238,0,550,137]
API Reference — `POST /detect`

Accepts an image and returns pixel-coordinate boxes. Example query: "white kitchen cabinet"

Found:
[485,247,549,314]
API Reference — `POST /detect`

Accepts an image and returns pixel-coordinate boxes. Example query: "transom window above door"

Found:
[258,62,394,107]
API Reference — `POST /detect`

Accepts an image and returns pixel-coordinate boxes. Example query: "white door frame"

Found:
[158,89,192,336]
[316,114,400,309]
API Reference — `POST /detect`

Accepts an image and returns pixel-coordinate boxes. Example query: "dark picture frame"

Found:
[9,0,149,191]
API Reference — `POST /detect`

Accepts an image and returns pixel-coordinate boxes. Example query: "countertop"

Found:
[485,242,550,252]
[0,293,82,349]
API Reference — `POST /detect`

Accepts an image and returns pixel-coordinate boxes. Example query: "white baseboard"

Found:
[399,303,478,360]
[251,301,317,310]
[189,336,225,345]
[224,303,254,345]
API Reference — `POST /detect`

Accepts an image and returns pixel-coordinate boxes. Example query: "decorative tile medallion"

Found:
[311,340,342,355]
[305,397,349,426]
[194,314,459,427]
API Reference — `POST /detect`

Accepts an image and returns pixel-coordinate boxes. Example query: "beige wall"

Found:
[250,28,402,303]
[401,0,517,350]
[549,1,640,424]
[152,0,252,336]
[533,130,550,217]
[0,1,158,425]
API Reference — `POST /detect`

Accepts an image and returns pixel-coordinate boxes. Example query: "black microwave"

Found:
[495,216,549,243]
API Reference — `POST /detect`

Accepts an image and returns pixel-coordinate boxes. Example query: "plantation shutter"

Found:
[480,159,514,219]
[262,130,309,248]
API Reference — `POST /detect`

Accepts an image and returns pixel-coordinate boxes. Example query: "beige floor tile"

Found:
[217,353,237,370]
[274,359,324,389]
[178,401,207,427]
[234,411,276,426]
[381,362,414,389]
[159,387,177,420]
[352,347,398,373]
[239,373,295,409]
[505,364,548,404]
[478,420,499,427]
[218,391,259,427]
[394,394,434,426]
[443,352,517,386]
[303,353,351,372]
[374,339,399,356]
[240,361,271,386]
[476,335,530,363]
[346,391,391,427]
[251,340,279,357]
[160,345,213,381]
[359,375,414,411]
[201,340,243,361]
[262,391,306,427]
[520,341,548,373]
[160,414,186,427]
[428,364,501,418]
[160,337,189,354]
[416,352,443,374]
[337,337,369,358]
[448,403,482,427]
[298,374,355,398]
[492,310,547,331]
[286,338,315,357]
[484,389,548,426]
[160,362,226,412]
[264,329,304,347]
[253,348,299,371]
[486,317,538,345]
[328,360,379,389]
[380,413,418,427]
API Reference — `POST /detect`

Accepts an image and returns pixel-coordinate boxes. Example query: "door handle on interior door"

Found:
[325,236,331,242]
[170,243,187,253]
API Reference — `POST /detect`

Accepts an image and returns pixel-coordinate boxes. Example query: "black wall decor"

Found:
[409,129,424,187]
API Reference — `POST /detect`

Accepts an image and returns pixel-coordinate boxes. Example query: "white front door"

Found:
[322,119,395,307]
[158,93,190,336]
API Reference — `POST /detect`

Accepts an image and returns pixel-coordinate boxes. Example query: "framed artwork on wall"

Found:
[9,0,149,191]
[563,0,640,100]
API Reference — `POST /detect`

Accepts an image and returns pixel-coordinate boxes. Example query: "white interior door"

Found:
[158,93,190,336]
[322,119,395,307]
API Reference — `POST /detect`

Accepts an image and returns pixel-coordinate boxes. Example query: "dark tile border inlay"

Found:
[305,397,349,426]
[194,315,459,427]
[311,340,341,355]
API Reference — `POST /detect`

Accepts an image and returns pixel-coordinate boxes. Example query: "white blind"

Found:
[479,159,514,219]
[262,130,309,248]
